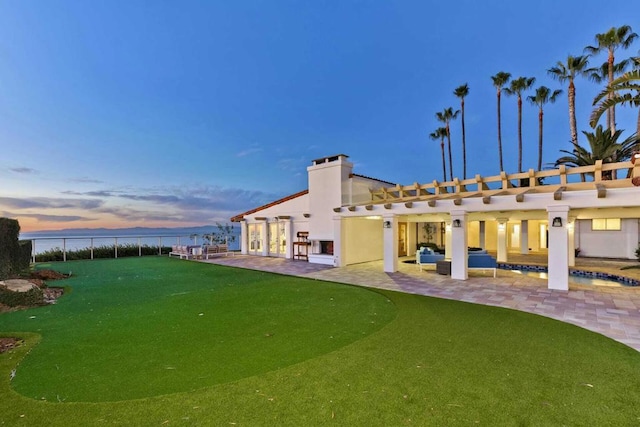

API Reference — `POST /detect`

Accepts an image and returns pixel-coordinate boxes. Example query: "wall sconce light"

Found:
[552,217,563,227]
[498,223,506,231]
[383,221,392,229]
[452,219,462,228]
[632,151,640,164]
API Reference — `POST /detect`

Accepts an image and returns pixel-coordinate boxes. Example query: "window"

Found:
[592,218,621,231]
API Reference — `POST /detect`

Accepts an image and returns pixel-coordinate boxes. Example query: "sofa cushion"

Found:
[468,254,497,268]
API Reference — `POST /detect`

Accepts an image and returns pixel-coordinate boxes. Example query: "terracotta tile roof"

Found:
[230,189,309,222]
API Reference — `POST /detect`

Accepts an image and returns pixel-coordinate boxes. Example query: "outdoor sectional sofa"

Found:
[416,247,445,271]
[417,247,497,277]
[467,250,497,277]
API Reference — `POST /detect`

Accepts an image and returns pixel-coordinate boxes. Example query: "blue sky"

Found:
[1,1,639,231]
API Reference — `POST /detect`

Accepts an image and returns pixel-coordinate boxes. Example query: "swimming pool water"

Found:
[512,270,625,287]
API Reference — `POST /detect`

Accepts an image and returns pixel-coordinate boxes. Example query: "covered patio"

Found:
[333,158,640,290]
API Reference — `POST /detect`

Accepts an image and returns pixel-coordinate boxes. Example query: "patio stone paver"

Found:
[200,255,640,352]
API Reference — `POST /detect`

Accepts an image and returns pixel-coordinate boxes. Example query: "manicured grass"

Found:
[0,257,639,425]
[1,257,395,402]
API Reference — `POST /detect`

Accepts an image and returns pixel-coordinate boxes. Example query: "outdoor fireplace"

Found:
[315,240,334,255]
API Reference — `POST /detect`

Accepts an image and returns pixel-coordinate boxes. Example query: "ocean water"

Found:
[19,226,241,255]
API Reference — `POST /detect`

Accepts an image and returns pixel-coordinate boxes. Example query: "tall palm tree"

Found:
[454,83,469,179]
[436,107,459,181]
[585,25,638,133]
[555,125,638,180]
[527,86,563,171]
[587,60,630,88]
[548,55,591,147]
[504,76,536,172]
[429,127,448,182]
[491,72,511,171]
[591,68,640,137]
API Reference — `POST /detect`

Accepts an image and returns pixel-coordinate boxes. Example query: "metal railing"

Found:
[26,234,206,263]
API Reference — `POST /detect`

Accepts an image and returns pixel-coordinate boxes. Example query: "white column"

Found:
[444,221,452,260]
[450,211,468,280]
[240,220,248,255]
[283,219,293,259]
[333,216,345,267]
[567,218,575,267]
[547,206,570,291]
[260,220,269,257]
[497,218,508,263]
[383,215,398,273]
[624,218,639,259]
[479,220,486,249]
[520,220,529,254]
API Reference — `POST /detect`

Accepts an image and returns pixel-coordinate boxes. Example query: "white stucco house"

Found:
[231,154,640,291]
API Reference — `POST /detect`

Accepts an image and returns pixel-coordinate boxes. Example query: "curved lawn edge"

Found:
[5,258,400,402]
[0,332,41,394]
[0,289,639,425]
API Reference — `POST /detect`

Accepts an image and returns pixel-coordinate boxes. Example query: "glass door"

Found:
[248,223,262,255]
[279,222,287,257]
[267,222,287,257]
[268,222,279,256]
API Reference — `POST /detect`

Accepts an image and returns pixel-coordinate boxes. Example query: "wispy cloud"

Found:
[95,206,187,223]
[6,184,291,228]
[277,157,306,172]
[1,211,94,223]
[9,167,38,174]
[0,197,104,210]
[62,185,279,213]
[236,147,262,157]
[70,177,105,184]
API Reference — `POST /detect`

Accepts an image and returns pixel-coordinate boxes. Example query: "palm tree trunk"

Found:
[608,49,615,134]
[446,124,453,181]
[569,80,578,146]
[461,99,467,179]
[497,90,504,171]
[517,95,523,172]
[538,108,544,171]
[440,140,447,182]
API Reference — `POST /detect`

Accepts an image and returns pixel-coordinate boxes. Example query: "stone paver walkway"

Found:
[201,255,640,352]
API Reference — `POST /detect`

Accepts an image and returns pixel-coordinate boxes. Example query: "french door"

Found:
[268,222,287,257]
[248,223,262,255]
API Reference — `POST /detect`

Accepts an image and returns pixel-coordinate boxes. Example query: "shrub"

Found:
[0,218,29,279]
[18,240,32,271]
[636,244,640,262]
[0,286,44,307]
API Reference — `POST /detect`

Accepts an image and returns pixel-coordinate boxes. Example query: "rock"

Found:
[0,279,39,293]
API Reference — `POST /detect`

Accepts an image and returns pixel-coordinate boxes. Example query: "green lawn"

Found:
[0,257,639,426]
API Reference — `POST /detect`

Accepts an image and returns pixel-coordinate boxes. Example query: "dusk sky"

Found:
[1,1,639,232]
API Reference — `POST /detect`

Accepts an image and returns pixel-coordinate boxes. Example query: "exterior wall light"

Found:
[632,152,640,164]
[383,221,392,229]
[552,217,563,227]
[452,219,462,228]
